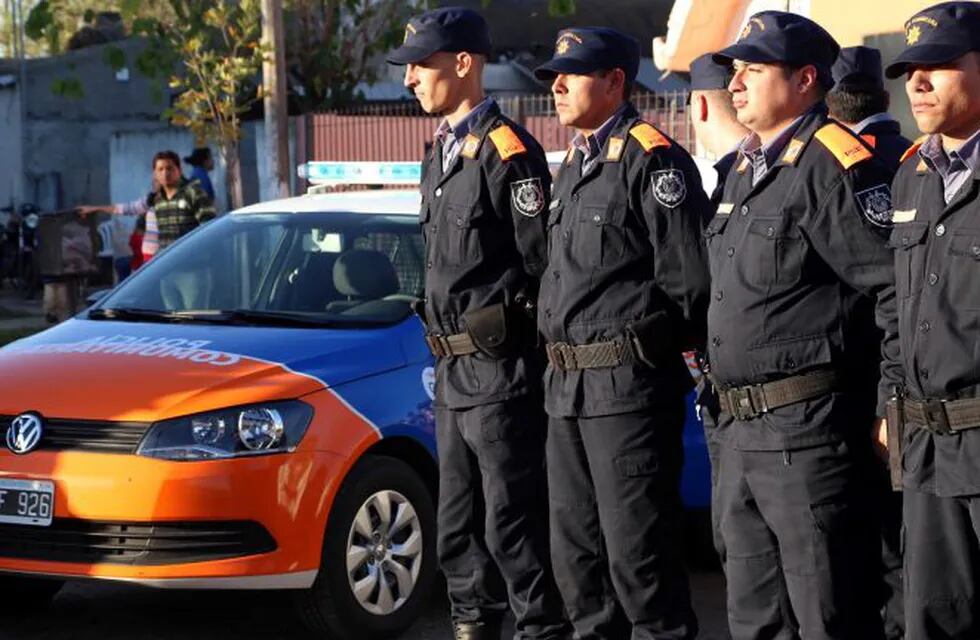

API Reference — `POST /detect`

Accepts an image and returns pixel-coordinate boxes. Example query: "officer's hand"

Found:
[873,417,888,461]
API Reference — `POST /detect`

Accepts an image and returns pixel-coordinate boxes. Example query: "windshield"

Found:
[96,212,424,327]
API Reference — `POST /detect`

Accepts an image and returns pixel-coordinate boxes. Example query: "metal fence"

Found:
[307,90,694,163]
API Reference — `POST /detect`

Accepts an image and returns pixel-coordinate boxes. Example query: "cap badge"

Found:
[739,17,765,41]
[906,25,921,45]
[557,39,570,55]
[403,22,416,43]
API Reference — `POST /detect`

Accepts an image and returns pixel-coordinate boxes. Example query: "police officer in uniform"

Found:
[880,3,980,636]
[828,46,913,172]
[387,8,569,640]
[689,53,750,210]
[828,44,911,640]
[707,12,901,639]
[535,28,710,639]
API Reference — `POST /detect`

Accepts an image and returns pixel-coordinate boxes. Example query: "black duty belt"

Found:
[545,338,635,371]
[425,332,479,358]
[904,397,980,435]
[715,369,839,421]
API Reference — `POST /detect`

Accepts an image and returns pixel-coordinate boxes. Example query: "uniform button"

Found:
[714,290,724,301]
[920,369,929,380]
[562,230,570,239]
[902,237,910,246]
[455,217,464,227]
[740,205,749,216]
[435,188,443,198]
[545,309,552,317]
[426,261,433,269]
[935,224,946,236]
[787,358,796,368]
[973,245,980,256]
[593,214,602,224]
[928,273,939,285]
[919,321,931,333]
[765,226,775,237]
[711,336,722,347]
[572,193,580,202]
[727,247,735,257]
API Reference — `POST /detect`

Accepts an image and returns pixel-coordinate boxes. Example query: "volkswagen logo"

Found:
[6,413,44,455]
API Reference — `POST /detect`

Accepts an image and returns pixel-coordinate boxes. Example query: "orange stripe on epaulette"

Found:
[860,134,877,148]
[628,122,671,154]
[488,125,526,161]
[900,135,928,164]
[813,123,873,169]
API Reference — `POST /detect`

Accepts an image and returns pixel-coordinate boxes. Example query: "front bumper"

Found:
[0,448,348,587]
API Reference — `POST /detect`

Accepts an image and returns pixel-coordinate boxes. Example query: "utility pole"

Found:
[261,0,290,199]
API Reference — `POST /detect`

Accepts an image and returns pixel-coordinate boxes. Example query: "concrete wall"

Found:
[0,77,22,208]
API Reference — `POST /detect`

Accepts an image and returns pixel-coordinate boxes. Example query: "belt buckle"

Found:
[923,399,951,435]
[549,342,576,371]
[728,387,756,421]
[728,385,768,421]
[426,335,449,358]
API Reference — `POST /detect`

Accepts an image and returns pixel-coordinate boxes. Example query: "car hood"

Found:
[0,318,412,422]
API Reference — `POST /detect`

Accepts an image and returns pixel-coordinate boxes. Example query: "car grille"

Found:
[0,519,277,565]
[0,416,150,454]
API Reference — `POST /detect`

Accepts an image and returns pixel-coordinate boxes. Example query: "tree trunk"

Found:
[222,141,245,211]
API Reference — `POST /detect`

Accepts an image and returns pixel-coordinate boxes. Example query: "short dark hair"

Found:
[152,150,181,169]
[826,86,888,123]
[597,67,633,100]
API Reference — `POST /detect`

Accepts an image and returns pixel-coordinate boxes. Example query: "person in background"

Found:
[827,46,913,172]
[184,147,216,201]
[129,214,145,271]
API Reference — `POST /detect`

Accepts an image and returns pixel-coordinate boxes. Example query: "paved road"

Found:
[0,571,730,639]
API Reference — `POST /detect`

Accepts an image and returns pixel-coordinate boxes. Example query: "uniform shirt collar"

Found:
[571,102,631,165]
[434,96,495,144]
[738,111,807,184]
[849,112,897,135]
[919,127,980,176]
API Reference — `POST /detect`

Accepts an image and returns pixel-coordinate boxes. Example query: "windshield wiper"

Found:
[221,308,384,328]
[88,308,232,323]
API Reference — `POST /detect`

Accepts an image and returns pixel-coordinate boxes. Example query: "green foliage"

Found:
[285,0,421,110]
[548,0,577,16]
[50,76,84,99]
[102,45,126,71]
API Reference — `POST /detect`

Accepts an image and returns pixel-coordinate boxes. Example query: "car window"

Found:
[98,212,423,326]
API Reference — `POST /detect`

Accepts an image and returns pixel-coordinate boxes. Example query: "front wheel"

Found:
[295,455,436,639]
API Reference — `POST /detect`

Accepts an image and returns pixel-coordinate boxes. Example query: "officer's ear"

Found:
[794,64,820,96]
[455,51,483,80]
[698,94,709,122]
[605,68,626,100]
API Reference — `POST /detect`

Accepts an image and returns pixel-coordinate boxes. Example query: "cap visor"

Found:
[534,57,601,81]
[884,43,970,78]
[386,45,436,65]
[712,44,782,66]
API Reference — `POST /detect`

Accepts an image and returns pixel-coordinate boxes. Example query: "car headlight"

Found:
[136,400,314,461]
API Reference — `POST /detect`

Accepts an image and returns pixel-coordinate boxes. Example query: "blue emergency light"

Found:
[297,161,422,186]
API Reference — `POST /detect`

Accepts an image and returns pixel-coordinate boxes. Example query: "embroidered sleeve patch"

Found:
[855,184,894,228]
[651,169,687,208]
[511,177,545,217]
[489,126,527,161]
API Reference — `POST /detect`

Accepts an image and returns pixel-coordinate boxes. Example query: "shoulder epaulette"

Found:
[488,125,526,161]
[628,122,671,154]
[813,123,872,169]
[900,135,928,164]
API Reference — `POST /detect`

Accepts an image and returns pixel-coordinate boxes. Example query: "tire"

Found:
[0,576,63,613]
[295,455,437,639]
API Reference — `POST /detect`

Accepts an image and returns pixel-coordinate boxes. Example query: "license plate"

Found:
[0,478,54,526]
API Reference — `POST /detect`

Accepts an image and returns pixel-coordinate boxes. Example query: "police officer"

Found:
[387,8,569,640]
[828,44,910,640]
[880,3,980,636]
[828,46,913,171]
[707,12,901,639]
[689,53,749,209]
[534,28,710,639]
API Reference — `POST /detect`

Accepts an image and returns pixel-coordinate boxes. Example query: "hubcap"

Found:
[346,490,423,615]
